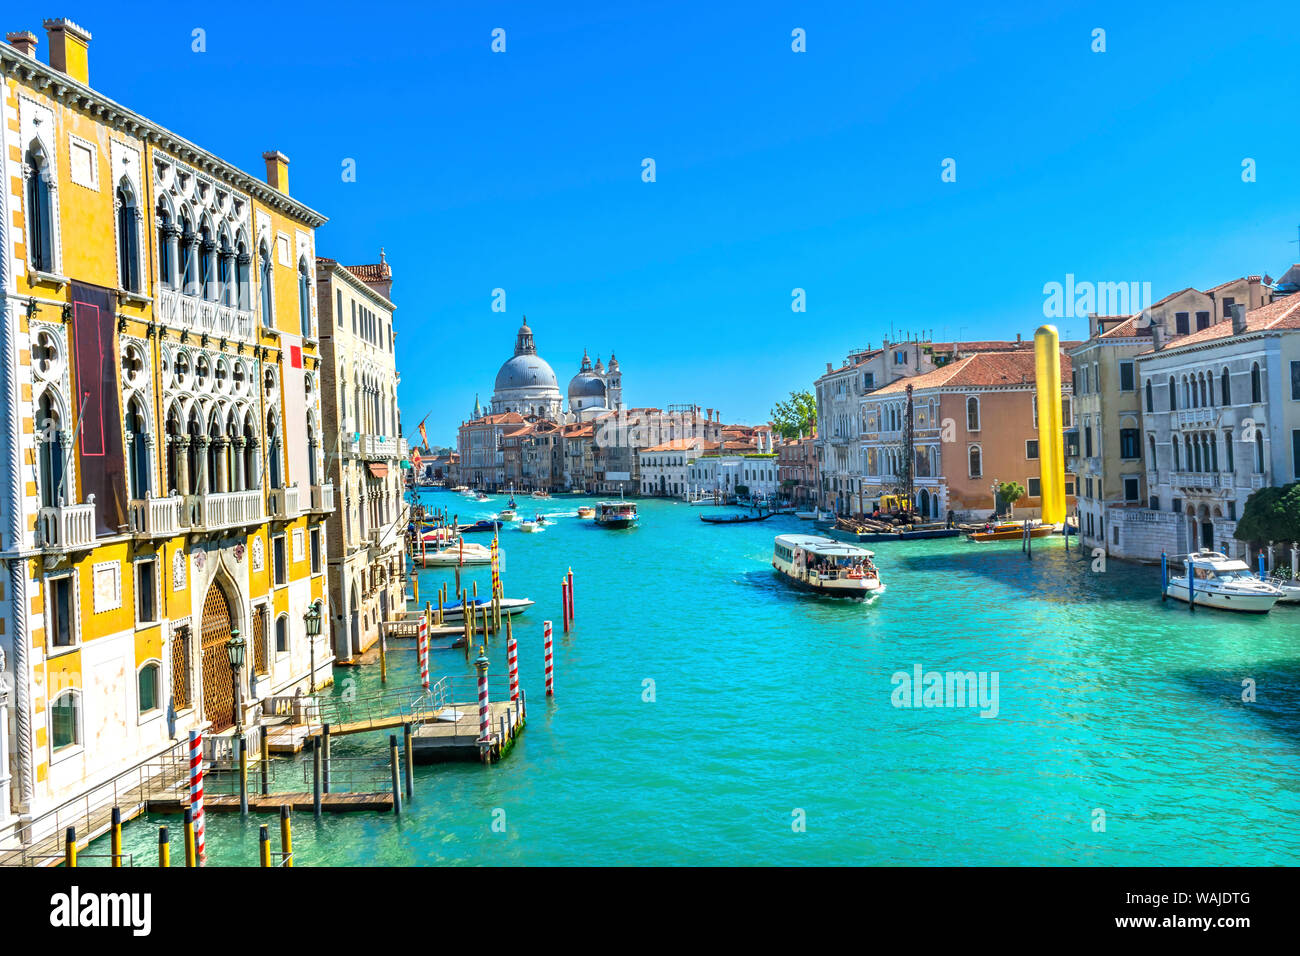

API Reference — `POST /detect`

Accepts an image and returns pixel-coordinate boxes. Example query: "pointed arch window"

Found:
[259,241,274,328]
[24,144,56,274]
[235,241,251,311]
[1251,362,1262,404]
[126,398,151,500]
[1221,368,1231,405]
[218,234,233,306]
[116,179,141,293]
[157,202,176,289]
[1145,379,1153,413]
[37,392,64,508]
[1168,376,1177,411]
[180,216,197,295]
[298,257,312,337]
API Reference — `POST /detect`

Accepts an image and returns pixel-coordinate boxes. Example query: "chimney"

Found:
[262,151,290,194]
[42,18,90,84]
[1151,320,1165,351]
[1231,303,1248,334]
[6,30,38,56]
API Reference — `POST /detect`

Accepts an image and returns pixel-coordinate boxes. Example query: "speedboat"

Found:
[1165,551,1283,613]
[795,508,822,520]
[475,493,490,502]
[519,520,542,533]
[576,506,596,519]
[531,491,551,500]
[772,534,883,599]
[498,509,517,522]
[458,519,503,534]
[1267,574,1300,605]
[594,501,638,529]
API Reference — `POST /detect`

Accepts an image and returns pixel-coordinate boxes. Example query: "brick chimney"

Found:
[1231,303,1248,334]
[262,151,290,194]
[42,18,90,85]
[1151,319,1164,351]
[6,30,38,56]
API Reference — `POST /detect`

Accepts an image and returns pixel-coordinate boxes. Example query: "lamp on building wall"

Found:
[225,626,245,735]
[304,601,322,693]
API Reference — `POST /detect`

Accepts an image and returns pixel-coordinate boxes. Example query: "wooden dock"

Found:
[412,700,525,763]
[145,792,394,813]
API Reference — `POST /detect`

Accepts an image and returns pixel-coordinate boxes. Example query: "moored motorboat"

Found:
[437,596,535,621]
[1269,576,1300,605]
[594,501,638,529]
[458,519,503,534]
[1165,550,1283,613]
[414,541,494,567]
[772,534,883,598]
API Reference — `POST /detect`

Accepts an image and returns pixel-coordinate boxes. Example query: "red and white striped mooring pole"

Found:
[543,619,554,697]
[418,615,430,690]
[475,648,491,744]
[187,730,206,865]
[507,632,519,701]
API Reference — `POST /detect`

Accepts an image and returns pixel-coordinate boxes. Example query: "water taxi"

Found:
[966,521,1054,543]
[594,501,638,529]
[576,506,596,519]
[498,509,517,522]
[772,534,883,598]
[1165,551,1283,613]
[531,491,552,500]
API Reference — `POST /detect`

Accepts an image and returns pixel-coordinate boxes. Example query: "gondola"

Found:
[700,511,776,524]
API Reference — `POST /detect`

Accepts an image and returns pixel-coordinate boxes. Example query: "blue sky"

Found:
[36,0,1300,444]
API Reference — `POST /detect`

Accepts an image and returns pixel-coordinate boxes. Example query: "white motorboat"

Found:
[498,509,517,522]
[414,541,494,567]
[772,534,883,599]
[531,491,551,500]
[1266,575,1300,605]
[795,509,822,520]
[437,596,535,621]
[1165,551,1283,613]
[519,520,542,532]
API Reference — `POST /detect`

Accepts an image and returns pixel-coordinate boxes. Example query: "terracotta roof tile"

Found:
[871,350,1072,395]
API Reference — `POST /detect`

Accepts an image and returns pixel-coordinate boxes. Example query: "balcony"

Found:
[1170,471,1227,491]
[156,288,255,342]
[342,435,361,458]
[364,435,399,459]
[184,489,263,533]
[128,495,184,538]
[309,482,335,513]
[268,485,302,521]
[1175,407,1217,429]
[36,497,96,552]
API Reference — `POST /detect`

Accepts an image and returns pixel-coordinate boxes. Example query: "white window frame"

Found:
[134,556,161,629]
[137,658,164,724]
[44,570,79,656]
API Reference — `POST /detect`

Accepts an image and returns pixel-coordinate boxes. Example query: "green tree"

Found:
[997,480,1026,516]
[771,390,817,439]
[1235,482,1300,546]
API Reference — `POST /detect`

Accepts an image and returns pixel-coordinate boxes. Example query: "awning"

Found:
[368,463,390,478]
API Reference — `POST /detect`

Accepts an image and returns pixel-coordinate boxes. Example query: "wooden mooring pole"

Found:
[64,827,76,867]
[389,734,403,816]
[111,807,122,866]
[259,825,272,867]
[183,808,196,867]
[237,735,248,815]
[312,738,323,820]
[158,826,170,867]
[260,731,270,795]
[322,723,332,794]
[280,805,294,868]
[403,722,414,801]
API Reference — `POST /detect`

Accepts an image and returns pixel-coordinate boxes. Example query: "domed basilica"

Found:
[477,320,623,423]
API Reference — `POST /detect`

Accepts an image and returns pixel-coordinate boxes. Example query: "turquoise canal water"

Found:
[109,490,1300,866]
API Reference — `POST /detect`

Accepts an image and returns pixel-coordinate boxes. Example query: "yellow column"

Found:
[1034,325,1066,525]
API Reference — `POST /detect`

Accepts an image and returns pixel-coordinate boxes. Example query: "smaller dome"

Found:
[568,372,607,400]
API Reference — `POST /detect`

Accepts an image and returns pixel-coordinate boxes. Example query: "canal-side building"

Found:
[458,412,528,490]
[776,433,818,506]
[858,350,1076,519]
[638,438,719,497]
[1069,277,1271,555]
[315,255,406,663]
[1109,295,1300,561]
[0,22,332,847]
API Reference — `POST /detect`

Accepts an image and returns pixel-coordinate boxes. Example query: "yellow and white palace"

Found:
[0,21,337,845]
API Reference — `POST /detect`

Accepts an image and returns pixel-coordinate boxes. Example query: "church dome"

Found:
[568,372,607,400]
[495,354,559,392]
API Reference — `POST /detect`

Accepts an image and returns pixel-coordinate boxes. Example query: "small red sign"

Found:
[290,345,302,368]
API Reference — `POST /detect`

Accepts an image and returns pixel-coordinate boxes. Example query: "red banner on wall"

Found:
[70,282,127,535]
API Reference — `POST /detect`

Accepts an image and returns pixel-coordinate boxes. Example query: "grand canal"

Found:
[111,490,1300,865]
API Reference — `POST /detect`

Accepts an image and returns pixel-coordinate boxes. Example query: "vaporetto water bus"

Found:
[772,534,883,598]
